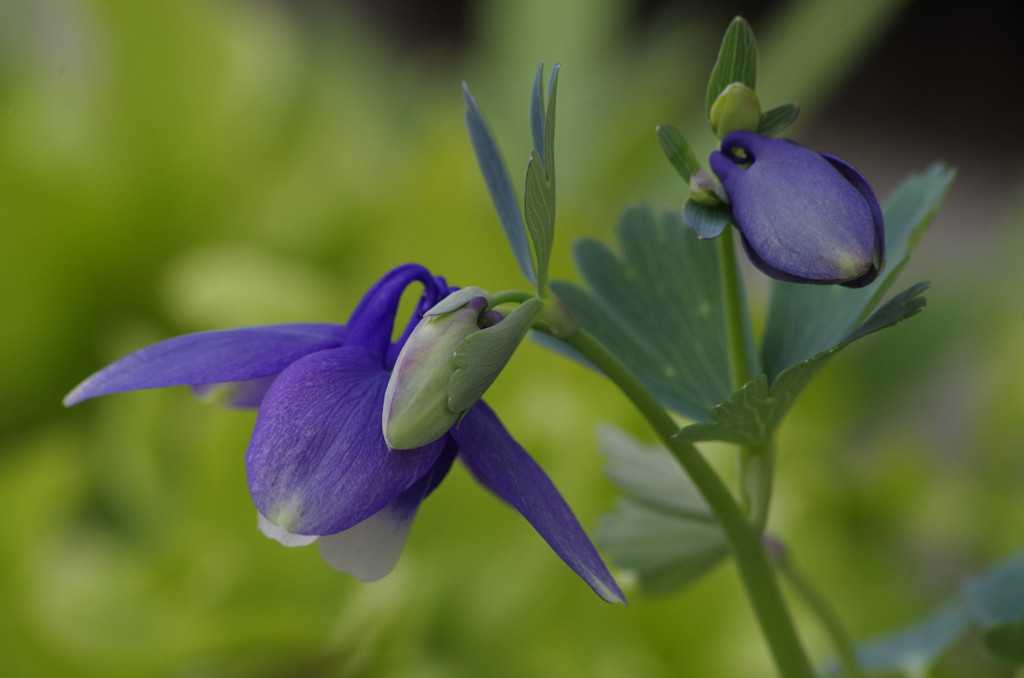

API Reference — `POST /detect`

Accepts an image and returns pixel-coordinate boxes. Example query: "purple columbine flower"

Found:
[710,130,885,288]
[64,264,624,604]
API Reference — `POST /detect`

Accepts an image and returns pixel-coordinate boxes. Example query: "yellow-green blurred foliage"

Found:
[1,0,1022,676]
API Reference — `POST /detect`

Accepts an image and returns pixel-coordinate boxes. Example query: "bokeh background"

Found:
[1,0,1022,676]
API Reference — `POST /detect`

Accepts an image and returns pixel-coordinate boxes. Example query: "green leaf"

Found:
[524,150,555,295]
[705,16,758,116]
[594,426,726,594]
[549,206,732,422]
[544,63,559,189]
[965,551,1024,663]
[657,124,701,180]
[682,199,731,239]
[462,84,537,286]
[757,102,800,137]
[448,298,543,413]
[762,163,955,382]
[676,283,929,446]
[826,602,972,677]
[530,63,547,168]
[598,425,712,520]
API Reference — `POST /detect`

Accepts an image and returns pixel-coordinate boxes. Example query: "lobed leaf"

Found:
[824,602,972,677]
[676,283,929,446]
[548,206,733,421]
[594,426,726,594]
[762,163,955,382]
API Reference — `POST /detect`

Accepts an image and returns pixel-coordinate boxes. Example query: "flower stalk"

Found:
[561,329,815,678]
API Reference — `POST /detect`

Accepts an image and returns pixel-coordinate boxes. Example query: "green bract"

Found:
[382,289,491,450]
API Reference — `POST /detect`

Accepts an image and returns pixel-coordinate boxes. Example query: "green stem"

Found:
[743,440,775,531]
[774,549,865,678]
[718,227,750,391]
[562,329,815,678]
[487,289,535,309]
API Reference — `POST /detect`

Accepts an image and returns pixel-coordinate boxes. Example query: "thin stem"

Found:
[487,289,535,309]
[743,441,775,532]
[774,549,865,678]
[562,329,815,678]
[718,227,750,391]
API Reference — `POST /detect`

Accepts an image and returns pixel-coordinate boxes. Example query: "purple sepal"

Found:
[317,439,458,581]
[246,346,446,536]
[190,374,279,409]
[453,402,626,604]
[64,323,349,406]
[710,130,884,286]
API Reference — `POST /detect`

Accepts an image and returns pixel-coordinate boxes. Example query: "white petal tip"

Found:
[257,512,319,547]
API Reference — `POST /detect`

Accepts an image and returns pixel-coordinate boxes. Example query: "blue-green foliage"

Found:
[463,84,538,286]
[593,426,728,593]
[551,206,733,422]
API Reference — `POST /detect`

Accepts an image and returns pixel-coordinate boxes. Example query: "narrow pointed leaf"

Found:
[463,83,537,286]
[757,102,800,137]
[657,124,701,180]
[525,150,555,293]
[762,163,954,381]
[676,283,929,446]
[705,16,758,116]
[448,298,543,413]
[544,63,559,189]
[548,206,732,421]
[530,63,546,166]
[683,199,731,239]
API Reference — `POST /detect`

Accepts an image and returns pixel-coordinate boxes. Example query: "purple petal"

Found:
[711,131,877,284]
[344,264,442,361]
[821,153,886,288]
[64,323,348,406]
[453,402,626,604]
[318,440,457,581]
[246,346,446,536]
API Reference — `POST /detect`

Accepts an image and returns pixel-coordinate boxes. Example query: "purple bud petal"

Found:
[710,131,884,286]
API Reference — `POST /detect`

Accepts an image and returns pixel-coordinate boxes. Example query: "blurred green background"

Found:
[1,0,1022,675]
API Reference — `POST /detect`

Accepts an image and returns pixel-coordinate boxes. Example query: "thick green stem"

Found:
[775,550,865,678]
[718,227,750,392]
[562,329,815,678]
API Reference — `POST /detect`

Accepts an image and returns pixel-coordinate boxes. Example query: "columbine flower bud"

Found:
[709,83,762,138]
[382,289,492,450]
[709,130,885,288]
